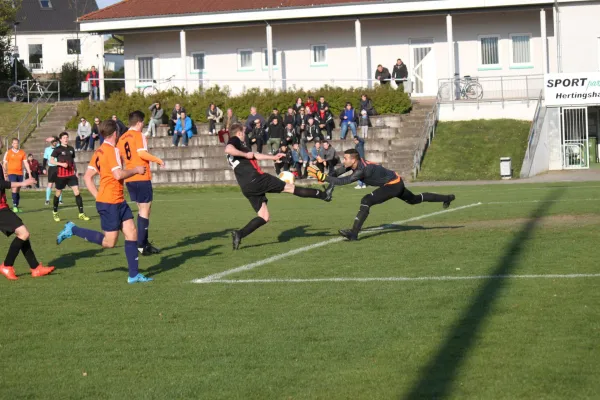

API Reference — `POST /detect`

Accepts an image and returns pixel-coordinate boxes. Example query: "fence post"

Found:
[525,75,529,108]
[27,81,30,104]
[36,102,39,127]
[58,81,60,102]
[500,76,504,109]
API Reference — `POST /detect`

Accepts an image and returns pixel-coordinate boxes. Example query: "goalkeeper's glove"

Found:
[307,165,327,182]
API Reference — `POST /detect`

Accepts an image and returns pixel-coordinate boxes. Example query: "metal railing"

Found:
[22,79,60,103]
[519,90,546,178]
[437,74,544,109]
[411,101,439,180]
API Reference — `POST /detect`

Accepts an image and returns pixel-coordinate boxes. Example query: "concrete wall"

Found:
[558,1,600,73]
[16,33,102,74]
[546,107,563,170]
[438,101,538,121]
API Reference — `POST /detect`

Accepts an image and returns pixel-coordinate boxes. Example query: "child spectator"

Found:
[359,110,370,139]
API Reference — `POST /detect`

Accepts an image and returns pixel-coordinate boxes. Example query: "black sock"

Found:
[293,186,326,200]
[4,237,24,267]
[75,195,84,213]
[21,239,39,269]
[53,195,60,212]
[421,193,449,203]
[239,217,267,239]
[351,204,370,235]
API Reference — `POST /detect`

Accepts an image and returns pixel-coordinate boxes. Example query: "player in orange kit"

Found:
[2,138,32,213]
[117,110,164,256]
[56,119,152,284]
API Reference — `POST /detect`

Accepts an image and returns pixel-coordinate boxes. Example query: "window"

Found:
[137,56,154,81]
[238,49,253,70]
[478,35,500,68]
[262,48,278,69]
[39,0,52,8]
[28,44,43,69]
[67,39,81,55]
[191,52,205,72]
[510,34,532,67]
[311,45,327,66]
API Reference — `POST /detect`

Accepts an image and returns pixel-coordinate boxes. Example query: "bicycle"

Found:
[142,75,184,96]
[437,76,484,101]
[7,79,46,102]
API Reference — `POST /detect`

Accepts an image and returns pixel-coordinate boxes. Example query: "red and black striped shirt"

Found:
[51,145,77,178]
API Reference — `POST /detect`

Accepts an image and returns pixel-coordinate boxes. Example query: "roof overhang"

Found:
[79,0,571,33]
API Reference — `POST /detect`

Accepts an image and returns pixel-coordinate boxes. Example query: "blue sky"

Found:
[96,0,121,9]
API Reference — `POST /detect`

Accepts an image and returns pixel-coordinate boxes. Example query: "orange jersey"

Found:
[117,129,151,182]
[3,149,27,176]
[88,142,125,204]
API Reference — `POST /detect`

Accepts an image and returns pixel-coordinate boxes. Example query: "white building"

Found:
[15,0,103,74]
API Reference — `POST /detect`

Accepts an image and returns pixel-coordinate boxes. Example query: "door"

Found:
[410,38,436,96]
[560,107,589,169]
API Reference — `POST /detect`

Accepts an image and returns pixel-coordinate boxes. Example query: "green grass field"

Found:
[418,119,531,181]
[0,102,51,140]
[1,182,599,399]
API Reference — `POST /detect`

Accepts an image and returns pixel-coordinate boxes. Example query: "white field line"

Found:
[199,273,600,284]
[192,202,482,283]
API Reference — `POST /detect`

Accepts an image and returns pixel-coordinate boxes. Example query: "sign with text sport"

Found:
[544,73,600,106]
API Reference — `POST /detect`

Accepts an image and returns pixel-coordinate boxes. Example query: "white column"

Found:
[553,5,562,73]
[541,8,548,74]
[98,35,105,101]
[446,14,454,79]
[355,19,362,85]
[266,24,274,89]
[180,30,187,92]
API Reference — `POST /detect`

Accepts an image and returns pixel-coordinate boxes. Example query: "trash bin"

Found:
[500,157,512,179]
[589,137,598,163]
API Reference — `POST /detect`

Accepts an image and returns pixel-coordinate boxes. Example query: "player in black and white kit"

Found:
[308,149,455,241]
[226,123,334,250]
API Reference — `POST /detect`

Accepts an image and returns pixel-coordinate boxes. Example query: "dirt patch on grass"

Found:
[425,214,600,230]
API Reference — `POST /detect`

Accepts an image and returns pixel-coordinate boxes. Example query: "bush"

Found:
[55,62,86,98]
[66,84,412,129]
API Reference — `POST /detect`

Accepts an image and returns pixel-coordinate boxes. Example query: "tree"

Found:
[0,0,19,81]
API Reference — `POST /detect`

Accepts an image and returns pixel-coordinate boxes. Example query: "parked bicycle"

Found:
[7,79,46,103]
[142,75,184,96]
[437,75,484,101]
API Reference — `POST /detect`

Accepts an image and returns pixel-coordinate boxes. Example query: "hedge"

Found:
[66,84,412,129]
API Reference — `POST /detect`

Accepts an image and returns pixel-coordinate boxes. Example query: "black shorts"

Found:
[47,166,58,183]
[0,208,23,237]
[55,175,79,190]
[241,173,286,212]
[366,180,413,205]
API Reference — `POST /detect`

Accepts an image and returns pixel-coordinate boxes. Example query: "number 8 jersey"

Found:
[117,129,152,183]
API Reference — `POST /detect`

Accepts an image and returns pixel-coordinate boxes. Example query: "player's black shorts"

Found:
[365,180,414,205]
[0,208,23,237]
[47,166,58,184]
[241,173,286,212]
[55,175,79,190]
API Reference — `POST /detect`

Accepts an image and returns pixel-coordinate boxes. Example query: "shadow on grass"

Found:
[359,224,464,241]
[50,248,111,270]
[242,225,333,249]
[145,244,222,277]
[160,228,235,252]
[401,188,564,399]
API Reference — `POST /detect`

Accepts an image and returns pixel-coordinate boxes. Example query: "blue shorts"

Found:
[126,181,153,203]
[96,201,134,232]
[8,175,23,183]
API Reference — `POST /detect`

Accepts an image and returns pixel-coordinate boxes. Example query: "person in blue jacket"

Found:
[173,111,193,147]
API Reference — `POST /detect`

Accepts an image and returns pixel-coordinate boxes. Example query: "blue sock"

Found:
[15,193,20,207]
[46,187,51,202]
[124,240,139,278]
[60,194,62,202]
[137,216,149,248]
[72,226,104,246]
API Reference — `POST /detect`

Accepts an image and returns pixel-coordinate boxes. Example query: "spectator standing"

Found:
[339,102,358,140]
[274,143,292,175]
[89,117,102,150]
[321,141,339,175]
[375,64,392,85]
[172,111,192,147]
[112,115,127,139]
[76,117,92,151]
[86,66,99,101]
[245,106,266,133]
[353,136,366,189]
[206,103,223,136]
[266,117,284,154]
[146,102,164,138]
[305,96,318,116]
[283,107,296,128]
[315,107,335,140]
[219,108,238,144]
[292,97,304,114]
[310,141,325,173]
[26,154,40,188]
[283,123,297,148]
[360,94,377,116]
[392,58,409,91]
[359,110,370,139]
[169,104,186,136]
[247,119,264,153]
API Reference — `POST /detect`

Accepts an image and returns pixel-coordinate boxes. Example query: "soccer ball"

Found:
[278,171,295,184]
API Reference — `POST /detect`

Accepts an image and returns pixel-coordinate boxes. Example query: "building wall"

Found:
[122,10,554,96]
[16,32,102,74]
[557,1,600,73]
[438,100,538,121]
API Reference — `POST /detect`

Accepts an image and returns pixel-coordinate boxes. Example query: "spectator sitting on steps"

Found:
[76,117,91,151]
[245,106,266,133]
[26,154,40,189]
[292,97,304,114]
[315,107,335,140]
[283,123,297,147]
[304,117,322,143]
[375,64,392,85]
[353,136,366,189]
[317,96,330,112]
[321,140,339,175]
[206,103,223,136]
[172,111,192,147]
[310,140,325,173]
[219,108,238,145]
[169,104,185,136]
[305,96,318,116]
[274,143,292,175]
[291,143,303,178]
[295,107,309,136]
[247,119,264,154]
[146,102,164,138]
[267,117,284,155]
[112,115,127,140]
[283,107,296,128]
[339,102,358,140]
[268,107,283,126]
[89,117,102,150]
